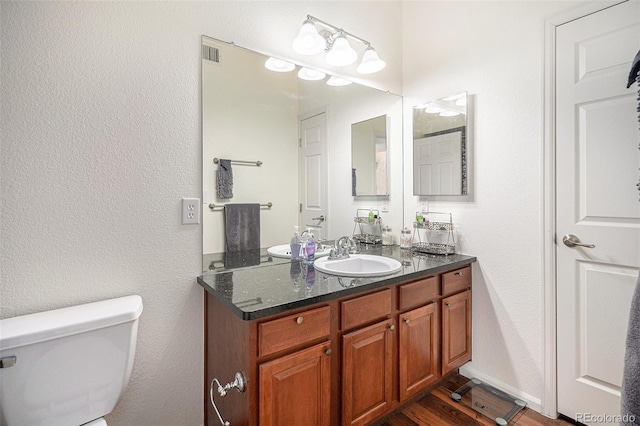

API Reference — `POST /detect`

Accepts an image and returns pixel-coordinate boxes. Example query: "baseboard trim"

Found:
[459,363,542,414]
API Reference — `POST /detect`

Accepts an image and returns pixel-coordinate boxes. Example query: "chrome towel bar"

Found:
[209,202,272,210]
[214,158,262,167]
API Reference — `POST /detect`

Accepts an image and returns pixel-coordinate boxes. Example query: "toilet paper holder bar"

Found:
[209,372,246,426]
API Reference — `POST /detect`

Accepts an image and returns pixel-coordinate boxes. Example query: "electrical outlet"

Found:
[182,198,200,225]
[381,203,389,213]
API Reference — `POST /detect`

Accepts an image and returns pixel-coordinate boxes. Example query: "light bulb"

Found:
[356,47,386,74]
[424,104,445,114]
[292,19,326,55]
[298,67,326,81]
[326,34,357,67]
[264,57,295,72]
[327,76,352,86]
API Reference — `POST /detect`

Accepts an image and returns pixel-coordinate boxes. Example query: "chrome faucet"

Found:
[329,236,357,260]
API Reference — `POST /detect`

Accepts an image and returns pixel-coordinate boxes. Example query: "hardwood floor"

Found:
[374,374,575,426]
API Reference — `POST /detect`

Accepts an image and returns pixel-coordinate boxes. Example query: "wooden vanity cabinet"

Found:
[342,319,394,426]
[340,289,393,426]
[396,275,440,403]
[398,303,439,402]
[204,263,473,426]
[259,341,332,426]
[441,266,472,375]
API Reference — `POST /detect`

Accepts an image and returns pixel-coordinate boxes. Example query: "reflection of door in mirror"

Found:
[299,111,327,241]
[351,115,388,196]
[413,92,468,196]
[414,127,464,195]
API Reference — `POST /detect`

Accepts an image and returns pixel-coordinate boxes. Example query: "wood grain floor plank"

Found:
[378,373,574,426]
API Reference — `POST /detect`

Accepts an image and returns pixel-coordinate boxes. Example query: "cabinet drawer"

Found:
[341,288,392,331]
[442,266,471,296]
[259,306,330,358]
[398,276,439,311]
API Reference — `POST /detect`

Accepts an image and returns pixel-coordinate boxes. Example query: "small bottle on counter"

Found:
[400,228,412,249]
[382,226,394,246]
[290,226,301,259]
[304,228,316,262]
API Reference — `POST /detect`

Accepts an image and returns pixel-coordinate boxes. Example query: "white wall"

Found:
[0,2,402,425]
[401,0,578,410]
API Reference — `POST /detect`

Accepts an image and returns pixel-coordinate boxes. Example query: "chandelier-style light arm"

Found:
[306,15,372,48]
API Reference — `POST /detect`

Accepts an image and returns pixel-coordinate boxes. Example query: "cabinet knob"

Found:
[404,318,410,325]
[325,348,332,356]
[296,316,304,325]
[445,302,450,308]
[389,324,395,331]
[455,271,463,276]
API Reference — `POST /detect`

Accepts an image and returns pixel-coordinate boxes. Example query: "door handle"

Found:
[311,215,325,222]
[562,234,595,249]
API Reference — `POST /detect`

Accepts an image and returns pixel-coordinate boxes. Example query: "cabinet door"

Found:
[342,319,393,426]
[399,303,438,402]
[259,341,331,426]
[442,289,471,375]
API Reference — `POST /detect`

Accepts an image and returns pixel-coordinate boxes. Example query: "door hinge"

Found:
[299,138,302,147]
[299,203,302,213]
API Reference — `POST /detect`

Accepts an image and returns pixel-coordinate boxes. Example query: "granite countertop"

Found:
[198,245,476,321]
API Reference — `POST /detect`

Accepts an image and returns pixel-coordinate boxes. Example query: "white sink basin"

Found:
[313,254,402,278]
[267,244,332,259]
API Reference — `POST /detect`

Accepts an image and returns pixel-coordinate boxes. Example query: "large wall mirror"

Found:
[413,92,468,196]
[351,115,388,196]
[202,36,403,269]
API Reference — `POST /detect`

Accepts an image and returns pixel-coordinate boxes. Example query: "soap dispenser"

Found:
[304,228,316,262]
[290,226,301,259]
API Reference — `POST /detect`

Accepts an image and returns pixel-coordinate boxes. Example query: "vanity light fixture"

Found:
[264,57,295,72]
[292,15,386,74]
[292,18,326,55]
[326,33,357,66]
[298,67,326,81]
[326,76,352,86]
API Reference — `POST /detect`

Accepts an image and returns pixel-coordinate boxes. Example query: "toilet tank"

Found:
[0,295,143,426]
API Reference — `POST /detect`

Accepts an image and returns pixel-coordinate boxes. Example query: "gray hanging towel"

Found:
[217,159,233,199]
[626,49,640,88]
[352,168,357,196]
[621,273,640,426]
[621,49,640,426]
[224,203,260,252]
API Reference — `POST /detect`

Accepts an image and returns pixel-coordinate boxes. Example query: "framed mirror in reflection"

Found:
[413,92,468,196]
[202,36,403,270]
[351,115,388,196]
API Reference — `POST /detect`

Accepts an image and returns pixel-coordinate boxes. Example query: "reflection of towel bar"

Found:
[235,297,263,308]
[214,158,262,167]
[209,202,272,211]
[208,256,273,271]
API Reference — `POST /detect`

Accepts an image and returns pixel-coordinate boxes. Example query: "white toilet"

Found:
[0,295,143,426]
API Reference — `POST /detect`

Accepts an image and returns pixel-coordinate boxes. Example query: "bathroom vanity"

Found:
[198,247,475,426]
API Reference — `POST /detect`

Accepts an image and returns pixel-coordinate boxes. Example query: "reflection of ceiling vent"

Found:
[202,45,220,65]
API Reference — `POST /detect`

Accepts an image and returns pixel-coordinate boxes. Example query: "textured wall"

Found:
[401,0,577,410]
[0,2,402,425]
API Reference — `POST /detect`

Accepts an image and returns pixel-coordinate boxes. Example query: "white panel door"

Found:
[299,112,327,240]
[556,1,640,423]
[413,132,462,195]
